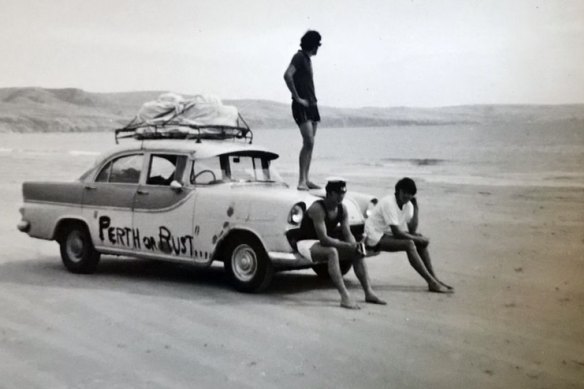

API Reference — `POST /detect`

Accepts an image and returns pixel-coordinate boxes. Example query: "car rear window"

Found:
[96,154,143,184]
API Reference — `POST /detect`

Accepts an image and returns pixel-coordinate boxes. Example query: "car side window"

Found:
[147,154,186,186]
[95,161,112,182]
[229,155,271,182]
[97,154,143,184]
[191,157,223,185]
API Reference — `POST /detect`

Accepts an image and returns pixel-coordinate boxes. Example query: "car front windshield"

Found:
[191,154,283,185]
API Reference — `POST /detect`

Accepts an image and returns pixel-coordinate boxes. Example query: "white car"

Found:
[18,98,376,292]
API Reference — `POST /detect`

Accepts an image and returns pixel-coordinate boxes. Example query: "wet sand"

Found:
[1,140,583,388]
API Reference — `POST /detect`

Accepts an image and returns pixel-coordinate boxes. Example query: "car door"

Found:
[132,153,196,261]
[83,153,143,252]
[189,155,232,265]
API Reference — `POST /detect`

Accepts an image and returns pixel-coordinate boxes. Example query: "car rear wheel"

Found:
[312,261,353,279]
[60,224,100,274]
[224,236,273,293]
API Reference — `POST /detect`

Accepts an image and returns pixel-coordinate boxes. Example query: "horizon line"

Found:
[1,85,584,109]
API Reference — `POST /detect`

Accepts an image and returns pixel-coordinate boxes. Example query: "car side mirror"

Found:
[170,180,183,192]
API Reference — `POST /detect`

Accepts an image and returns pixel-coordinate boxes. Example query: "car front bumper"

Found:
[268,251,314,268]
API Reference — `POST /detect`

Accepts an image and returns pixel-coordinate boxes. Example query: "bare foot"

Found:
[307,181,321,189]
[297,184,309,191]
[428,283,453,294]
[365,294,387,305]
[340,297,360,309]
[439,280,454,291]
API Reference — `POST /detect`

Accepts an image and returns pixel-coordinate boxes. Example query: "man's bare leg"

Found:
[377,235,451,293]
[311,244,359,309]
[305,122,320,189]
[416,243,454,290]
[297,121,315,190]
[352,255,386,304]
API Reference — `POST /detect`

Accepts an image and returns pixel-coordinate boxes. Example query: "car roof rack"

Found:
[114,113,253,145]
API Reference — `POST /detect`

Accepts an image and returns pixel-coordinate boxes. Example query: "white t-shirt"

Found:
[364,194,414,246]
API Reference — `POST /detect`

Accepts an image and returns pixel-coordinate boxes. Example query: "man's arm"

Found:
[340,204,357,245]
[309,205,355,250]
[389,224,427,244]
[390,200,427,244]
[407,198,418,234]
[283,64,309,107]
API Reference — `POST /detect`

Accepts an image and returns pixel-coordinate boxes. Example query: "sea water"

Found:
[1,123,583,188]
[259,123,584,188]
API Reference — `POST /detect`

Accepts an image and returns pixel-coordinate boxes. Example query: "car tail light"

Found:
[288,203,305,225]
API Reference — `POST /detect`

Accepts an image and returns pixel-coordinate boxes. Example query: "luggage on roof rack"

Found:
[114,118,253,144]
[114,93,253,144]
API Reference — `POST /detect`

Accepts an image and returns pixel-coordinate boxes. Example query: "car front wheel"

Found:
[224,236,273,293]
[59,224,101,274]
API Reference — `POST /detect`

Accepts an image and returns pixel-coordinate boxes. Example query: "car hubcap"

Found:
[66,231,85,263]
[232,244,257,282]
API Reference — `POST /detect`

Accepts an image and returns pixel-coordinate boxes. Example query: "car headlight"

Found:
[288,203,305,225]
[365,198,378,218]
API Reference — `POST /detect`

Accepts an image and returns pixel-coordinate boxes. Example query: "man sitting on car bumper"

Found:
[296,178,386,309]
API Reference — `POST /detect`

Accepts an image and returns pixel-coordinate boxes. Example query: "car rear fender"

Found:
[53,218,91,242]
[23,181,84,204]
[21,203,86,240]
[19,181,86,240]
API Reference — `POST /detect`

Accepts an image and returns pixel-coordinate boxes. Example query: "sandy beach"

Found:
[0,132,583,388]
[1,0,583,384]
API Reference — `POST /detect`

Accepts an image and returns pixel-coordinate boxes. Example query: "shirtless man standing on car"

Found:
[284,30,322,191]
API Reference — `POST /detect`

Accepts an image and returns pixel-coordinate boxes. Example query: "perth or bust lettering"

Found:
[98,215,193,256]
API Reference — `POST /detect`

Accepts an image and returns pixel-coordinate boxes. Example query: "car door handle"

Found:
[84,185,96,190]
[137,189,149,195]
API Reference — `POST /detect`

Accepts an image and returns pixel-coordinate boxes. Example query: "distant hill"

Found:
[0,87,583,132]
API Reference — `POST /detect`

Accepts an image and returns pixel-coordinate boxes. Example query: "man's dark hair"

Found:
[395,177,417,195]
[300,30,322,51]
[326,179,346,194]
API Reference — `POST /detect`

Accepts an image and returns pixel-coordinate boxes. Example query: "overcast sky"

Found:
[0,0,582,107]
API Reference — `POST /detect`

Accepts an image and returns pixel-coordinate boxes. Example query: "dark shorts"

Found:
[292,101,320,125]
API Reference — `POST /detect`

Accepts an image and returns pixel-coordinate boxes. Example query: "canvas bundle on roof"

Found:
[115,93,252,143]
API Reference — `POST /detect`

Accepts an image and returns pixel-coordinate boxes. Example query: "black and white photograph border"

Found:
[1,1,583,388]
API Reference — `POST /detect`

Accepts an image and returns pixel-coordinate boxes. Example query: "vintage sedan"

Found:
[17,96,376,292]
